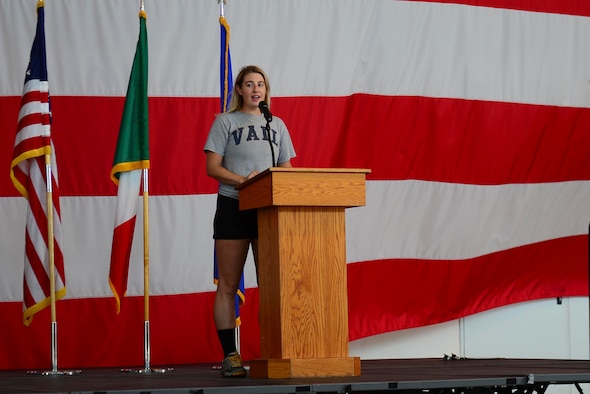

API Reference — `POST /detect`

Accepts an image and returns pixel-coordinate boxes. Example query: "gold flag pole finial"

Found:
[139,0,147,19]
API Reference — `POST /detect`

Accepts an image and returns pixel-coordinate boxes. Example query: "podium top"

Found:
[236,167,371,210]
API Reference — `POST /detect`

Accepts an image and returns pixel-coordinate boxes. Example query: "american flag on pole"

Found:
[9,0,66,327]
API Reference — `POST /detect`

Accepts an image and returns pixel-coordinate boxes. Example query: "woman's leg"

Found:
[213,238,251,377]
[213,238,251,330]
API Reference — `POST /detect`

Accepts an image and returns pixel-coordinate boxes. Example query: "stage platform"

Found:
[2,358,590,394]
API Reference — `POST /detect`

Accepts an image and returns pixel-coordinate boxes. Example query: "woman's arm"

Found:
[205,151,259,185]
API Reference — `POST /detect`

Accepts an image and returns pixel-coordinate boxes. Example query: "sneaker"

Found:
[220,351,247,377]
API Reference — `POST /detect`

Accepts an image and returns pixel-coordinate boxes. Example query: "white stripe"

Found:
[346,180,590,262]
[1,180,587,302]
[24,158,58,303]
[23,79,48,94]
[27,158,49,257]
[1,198,26,301]
[14,121,50,147]
[49,143,60,182]
[17,99,50,121]
[113,170,141,227]
[48,148,64,254]
[16,153,65,305]
[2,0,589,108]
[21,79,41,95]
[23,255,46,303]
[14,81,51,147]
[17,99,46,121]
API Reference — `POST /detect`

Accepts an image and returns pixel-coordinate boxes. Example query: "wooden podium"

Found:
[237,167,370,378]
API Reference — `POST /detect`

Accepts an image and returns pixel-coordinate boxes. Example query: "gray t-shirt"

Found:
[203,111,296,199]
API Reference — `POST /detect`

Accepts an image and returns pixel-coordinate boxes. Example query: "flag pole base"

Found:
[120,367,174,374]
[27,369,82,376]
[116,321,175,373]
[25,323,82,376]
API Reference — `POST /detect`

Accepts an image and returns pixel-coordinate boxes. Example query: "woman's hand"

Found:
[205,151,261,185]
[245,170,259,181]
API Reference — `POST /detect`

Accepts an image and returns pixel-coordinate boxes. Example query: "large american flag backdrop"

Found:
[0,0,589,370]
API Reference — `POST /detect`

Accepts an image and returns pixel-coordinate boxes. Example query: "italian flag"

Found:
[109,10,149,314]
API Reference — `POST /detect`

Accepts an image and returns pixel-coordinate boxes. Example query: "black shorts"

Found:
[213,194,258,240]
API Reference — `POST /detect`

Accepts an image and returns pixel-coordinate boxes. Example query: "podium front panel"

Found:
[257,206,349,360]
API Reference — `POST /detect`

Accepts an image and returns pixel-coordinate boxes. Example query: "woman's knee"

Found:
[216,281,239,297]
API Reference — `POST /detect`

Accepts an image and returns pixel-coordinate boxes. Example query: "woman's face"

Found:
[237,72,266,111]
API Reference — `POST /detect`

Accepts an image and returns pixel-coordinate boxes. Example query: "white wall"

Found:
[350,297,589,360]
[350,297,590,394]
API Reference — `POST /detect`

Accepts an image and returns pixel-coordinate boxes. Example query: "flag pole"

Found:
[218,0,242,356]
[116,0,171,374]
[21,0,78,376]
[45,153,58,373]
[31,154,80,376]
[142,168,151,371]
[140,0,150,373]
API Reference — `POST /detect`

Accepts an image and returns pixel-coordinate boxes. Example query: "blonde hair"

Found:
[227,65,271,113]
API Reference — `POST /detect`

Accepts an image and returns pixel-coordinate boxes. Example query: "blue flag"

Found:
[219,15,233,113]
[215,14,245,326]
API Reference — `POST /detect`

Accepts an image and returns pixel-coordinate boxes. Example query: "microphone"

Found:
[258,100,276,167]
[258,101,273,123]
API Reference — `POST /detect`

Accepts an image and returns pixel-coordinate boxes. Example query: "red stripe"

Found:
[16,149,65,320]
[51,185,66,281]
[22,156,63,303]
[278,95,590,184]
[23,229,50,302]
[22,287,34,310]
[2,95,588,197]
[109,216,137,307]
[21,90,49,106]
[12,135,47,161]
[16,112,50,134]
[0,231,585,370]
[0,290,260,370]
[27,158,49,237]
[347,234,588,340]
[408,0,590,17]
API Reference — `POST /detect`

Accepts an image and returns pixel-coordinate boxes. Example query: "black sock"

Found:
[217,328,236,357]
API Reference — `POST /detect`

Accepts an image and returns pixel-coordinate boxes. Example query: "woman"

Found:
[203,65,296,377]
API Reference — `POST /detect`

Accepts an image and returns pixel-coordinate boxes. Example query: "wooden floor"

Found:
[2,358,590,394]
